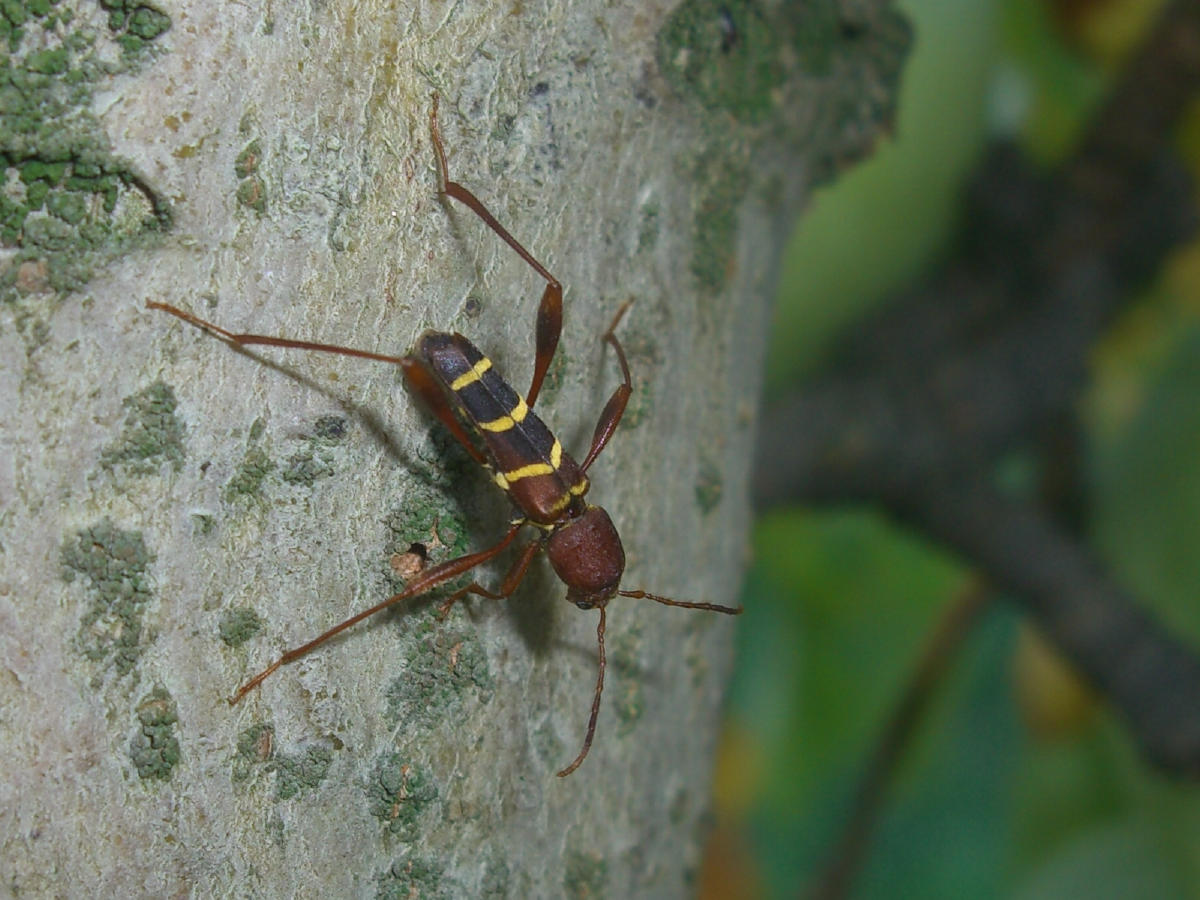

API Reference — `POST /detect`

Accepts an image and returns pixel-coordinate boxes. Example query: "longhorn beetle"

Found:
[149,96,742,777]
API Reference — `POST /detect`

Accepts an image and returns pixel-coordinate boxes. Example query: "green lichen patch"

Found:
[786,0,841,75]
[231,726,334,799]
[1,0,172,306]
[190,512,215,536]
[223,445,275,502]
[218,605,262,647]
[98,379,186,475]
[99,0,171,57]
[657,0,789,125]
[281,415,347,486]
[266,811,285,845]
[231,721,274,783]
[658,1,912,294]
[60,518,155,676]
[234,139,262,179]
[384,611,493,729]
[533,718,565,771]
[656,0,855,125]
[233,137,266,212]
[637,201,660,254]
[364,753,439,839]
[273,743,334,800]
[688,150,749,298]
[564,850,608,900]
[611,677,645,739]
[418,419,482,485]
[609,630,645,738]
[312,414,347,441]
[235,174,266,213]
[694,457,723,514]
[376,856,452,900]
[481,857,511,899]
[45,188,86,223]
[128,685,180,780]
[281,445,334,486]
[813,9,911,179]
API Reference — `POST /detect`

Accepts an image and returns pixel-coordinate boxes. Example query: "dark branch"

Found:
[892,479,1200,776]
[755,0,1200,777]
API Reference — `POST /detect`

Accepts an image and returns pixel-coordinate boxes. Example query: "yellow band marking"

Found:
[544,492,572,518]
[478,396,529,433]
[504,461,554,482]
[569,477,589,496]
[449,357,492,392]
[494,439,566,496]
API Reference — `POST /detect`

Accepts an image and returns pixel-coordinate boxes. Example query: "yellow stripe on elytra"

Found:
[503,461,555,482]
[449,357,492,392]
[478,396,530,433]
[491,444,565,493]
[544,492,572,518]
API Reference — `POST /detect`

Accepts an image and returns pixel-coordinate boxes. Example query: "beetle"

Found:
[149,96,741,777]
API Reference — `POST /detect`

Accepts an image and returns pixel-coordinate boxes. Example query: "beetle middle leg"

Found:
[434,537,542,620]
[229,522,526,703]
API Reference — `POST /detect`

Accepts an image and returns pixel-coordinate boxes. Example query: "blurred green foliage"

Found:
[766,0,997,389]
[722,0,1200,897]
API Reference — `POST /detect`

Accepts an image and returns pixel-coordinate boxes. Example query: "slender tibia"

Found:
[435,538,541,619]
[147,301,409,366]
[230,523,524,703]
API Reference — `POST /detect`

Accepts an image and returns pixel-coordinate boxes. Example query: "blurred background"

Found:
[702,0,1200,897]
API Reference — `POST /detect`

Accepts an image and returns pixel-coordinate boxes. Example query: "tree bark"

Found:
[1,1,907,895]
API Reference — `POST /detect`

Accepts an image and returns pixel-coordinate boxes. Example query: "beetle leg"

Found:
[435,537,541,619]
[429,94,563,407]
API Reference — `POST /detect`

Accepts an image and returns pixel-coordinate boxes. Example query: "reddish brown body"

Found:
[147,95,739,778]
[416,331,591,526]
[413,331,627,611]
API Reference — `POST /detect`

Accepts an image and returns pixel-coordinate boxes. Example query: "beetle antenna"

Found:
[557,606,607,777]
[619,589,742,615]
[430,93,449,195]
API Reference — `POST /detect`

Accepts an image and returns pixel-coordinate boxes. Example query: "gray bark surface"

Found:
[1,1,907,896]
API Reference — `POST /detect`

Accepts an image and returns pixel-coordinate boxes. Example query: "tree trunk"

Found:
[1,1,907,895]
